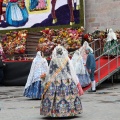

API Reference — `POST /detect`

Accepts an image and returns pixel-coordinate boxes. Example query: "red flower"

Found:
[10,0,18,2]
[84,34,89,39]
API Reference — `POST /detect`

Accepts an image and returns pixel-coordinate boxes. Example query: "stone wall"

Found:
[85,0,120,32]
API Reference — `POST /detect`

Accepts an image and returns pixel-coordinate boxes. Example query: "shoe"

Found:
[88,89,96,92]
[91,90,96,92]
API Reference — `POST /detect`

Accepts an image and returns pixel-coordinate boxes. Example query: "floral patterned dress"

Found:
[103,28,120,56]
[103,40,120,56]
[40,59,82,117]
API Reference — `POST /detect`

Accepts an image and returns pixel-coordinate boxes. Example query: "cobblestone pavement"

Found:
[0,82,120,120]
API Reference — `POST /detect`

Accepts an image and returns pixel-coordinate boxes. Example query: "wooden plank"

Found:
[28,33,42,37]
[27,36,42,39]
[26,42,38,46]
[26,39,39,43]
[26,49,36,51]
[26,45,37,48]
[27,38,39,40]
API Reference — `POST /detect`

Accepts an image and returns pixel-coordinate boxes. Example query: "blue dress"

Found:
[24,81,44,99]
[29,0,38,10]
[6,2,28,27]
[23,52,48,99]
[77,68,91,87]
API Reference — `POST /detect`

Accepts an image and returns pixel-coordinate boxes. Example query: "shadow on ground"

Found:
[41,116,81,120]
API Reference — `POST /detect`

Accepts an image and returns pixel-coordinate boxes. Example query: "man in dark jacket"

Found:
[86,47,96,92]
[0,55,4,85]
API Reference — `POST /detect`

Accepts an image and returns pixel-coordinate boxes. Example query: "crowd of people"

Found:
[23,40,96,117]
[0,28,119,117]
[22,28,120,118]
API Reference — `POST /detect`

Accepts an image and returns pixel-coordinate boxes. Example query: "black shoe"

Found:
[91,90,96,92]
[88,90,96,92]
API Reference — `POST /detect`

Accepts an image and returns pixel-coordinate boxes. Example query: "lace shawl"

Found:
[44,45,80,86]
[24,51,48,89]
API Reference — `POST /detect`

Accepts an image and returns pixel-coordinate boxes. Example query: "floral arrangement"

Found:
[39,28,86,56]
[91,29,120,40]
[2,30,28,56]
[92,30,106,39]
[15,45,25,54]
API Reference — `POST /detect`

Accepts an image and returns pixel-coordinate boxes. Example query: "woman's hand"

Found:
[40,73,46,79]
[88,69,91,74]
[77,83,84,96]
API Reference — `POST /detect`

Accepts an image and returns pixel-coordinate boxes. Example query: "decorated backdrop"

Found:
[0,0,84,30]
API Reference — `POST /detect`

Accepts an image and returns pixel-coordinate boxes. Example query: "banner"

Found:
[0,0,84,30]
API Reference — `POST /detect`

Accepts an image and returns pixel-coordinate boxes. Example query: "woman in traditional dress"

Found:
[40,45,83,117]
[23,51,48,99]
[79,41,93,64]
[29,0,38,11]
[103,28,120,56]
[71,49,91,87]
[36,0,47,10]
[6,0,28,27]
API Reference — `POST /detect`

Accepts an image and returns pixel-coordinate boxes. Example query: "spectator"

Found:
[0,55,5,85]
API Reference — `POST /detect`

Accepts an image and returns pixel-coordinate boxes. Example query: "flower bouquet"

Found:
[39,28,83,56]
[2,30,27,59]
[15,45,25,54]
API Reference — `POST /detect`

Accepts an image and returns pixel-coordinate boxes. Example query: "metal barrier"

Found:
[89,38,104,58]
[89,39,120,85]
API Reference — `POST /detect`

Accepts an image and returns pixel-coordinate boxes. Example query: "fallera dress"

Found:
[40,45,83,117]
[71,49,91,87]
[24,51,48,99]
[103,29,120,56]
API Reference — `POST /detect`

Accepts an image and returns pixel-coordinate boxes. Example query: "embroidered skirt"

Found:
[40,79,82,117]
